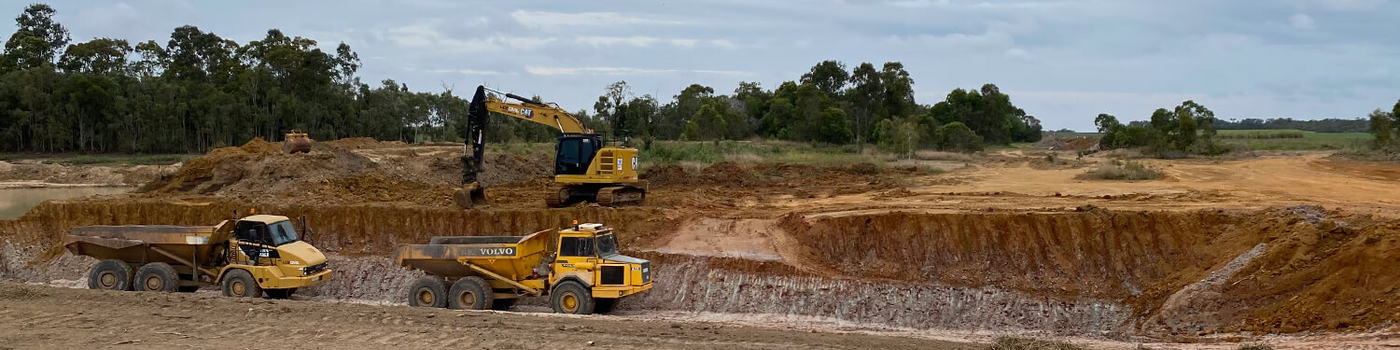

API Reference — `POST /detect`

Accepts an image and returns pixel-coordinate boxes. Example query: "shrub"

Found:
[1077,160,1162,180]
[1236,344,1273,350]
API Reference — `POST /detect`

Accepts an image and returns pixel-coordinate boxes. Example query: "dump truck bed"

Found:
[64,222,230,267]
[397,229,551,280]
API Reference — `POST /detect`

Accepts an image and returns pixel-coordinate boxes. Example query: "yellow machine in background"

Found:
[397,223,652,314]
[64,214,332,299]
[454,85,647,208]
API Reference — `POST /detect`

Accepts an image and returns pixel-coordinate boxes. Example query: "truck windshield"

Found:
[596,234,618,256]
[268,220,300,246]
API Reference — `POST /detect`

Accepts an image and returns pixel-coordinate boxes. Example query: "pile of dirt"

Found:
[1064,137,1099,150]
[641,165,693,186]
[138,138,551,207]
[1032,135,1069,149]
[700,162,762,187]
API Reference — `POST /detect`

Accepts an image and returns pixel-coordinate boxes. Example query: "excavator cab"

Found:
[555,135,600,175]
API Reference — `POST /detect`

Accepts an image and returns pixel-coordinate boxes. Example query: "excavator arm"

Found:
[456,85,591,208]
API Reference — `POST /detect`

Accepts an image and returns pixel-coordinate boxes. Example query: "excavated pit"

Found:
[2,198,1397,339]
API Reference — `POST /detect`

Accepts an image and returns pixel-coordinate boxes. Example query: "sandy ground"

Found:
[0,282,975,350]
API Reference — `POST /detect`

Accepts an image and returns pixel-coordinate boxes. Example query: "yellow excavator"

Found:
[453,86,647,209]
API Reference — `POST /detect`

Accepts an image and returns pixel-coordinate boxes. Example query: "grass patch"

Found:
[1218,130,1371,150]
[1217,129,1306,139]
[1077,160,1162,180]
[639,140,873,168]
[985,336,1086,350]
[1236,344,1273,350]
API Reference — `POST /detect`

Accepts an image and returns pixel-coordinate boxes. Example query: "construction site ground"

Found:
[3,138,1400,349]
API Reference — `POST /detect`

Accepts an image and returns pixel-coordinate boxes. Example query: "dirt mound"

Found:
[642,165,693,186]
[1064,137,1098,150]
[700,162,762,187]
[1033,135,1069,149]
[325,137,408,149]
[138,138,550,207]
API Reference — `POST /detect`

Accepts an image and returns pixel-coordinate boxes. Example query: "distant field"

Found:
[1218,129,1371,150]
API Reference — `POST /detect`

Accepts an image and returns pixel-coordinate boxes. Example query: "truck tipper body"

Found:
[398,223,651,314]
[65,214,332,298]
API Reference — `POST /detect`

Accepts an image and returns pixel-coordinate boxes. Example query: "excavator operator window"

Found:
[555,136,597,175]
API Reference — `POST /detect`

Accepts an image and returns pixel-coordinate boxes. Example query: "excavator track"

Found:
[596,185,646,207]
[545,184,647,208]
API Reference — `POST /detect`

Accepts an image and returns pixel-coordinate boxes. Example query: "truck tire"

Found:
[222,269,263,298]
[550,281,594,314]
[491,298,517,311]
[448,276,493,310]
[265,288,296,299]
[134,262,179,292]
[593,298,617,314]
[408,276,447,308]
[88,259,132,291]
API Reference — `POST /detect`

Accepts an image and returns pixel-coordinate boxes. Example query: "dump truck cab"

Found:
[550,224,652,312]
[222,215,331,294]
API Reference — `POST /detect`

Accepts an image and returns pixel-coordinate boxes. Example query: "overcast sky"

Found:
[26,0,1400,130]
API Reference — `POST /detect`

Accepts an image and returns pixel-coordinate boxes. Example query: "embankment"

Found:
[2,199,1396,339]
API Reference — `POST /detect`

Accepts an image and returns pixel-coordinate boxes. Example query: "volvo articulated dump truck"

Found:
[65,214,332,298]
[398,223,652,314]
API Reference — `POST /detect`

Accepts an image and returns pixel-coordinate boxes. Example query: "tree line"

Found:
[1213,117,1369,133]
[0,3,1042,155]
[584,60,1042,155]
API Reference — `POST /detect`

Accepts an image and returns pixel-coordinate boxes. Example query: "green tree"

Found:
[935,122,983,152]
[876,116,918,158]
[814,107,852,144]
[2,4,69,70]
[1370,109,1394,146]
[800,60,848,97]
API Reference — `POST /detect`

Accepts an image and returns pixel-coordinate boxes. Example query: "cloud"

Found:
[573,36,734,48]
[1290,13,1315,29]
[510,11,689,30]
[575,36,661,47]
[380,23,555,52]
[525,66,749,76]
[427,69,502,75]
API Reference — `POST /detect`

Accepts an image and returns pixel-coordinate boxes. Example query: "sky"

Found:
[23,0,1400,131]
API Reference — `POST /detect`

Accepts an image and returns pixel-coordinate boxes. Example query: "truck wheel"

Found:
[550,281,594,314]
[222,269,263,298]
[88,259,132,291]
[491,298,517,311]
[448,276,493,310]
[593,298,617,314]
[408,276,447,308]
[265,288,296,299]
[134,262,179,293]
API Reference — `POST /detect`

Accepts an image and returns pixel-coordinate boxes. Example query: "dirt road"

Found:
[0,282,975,350]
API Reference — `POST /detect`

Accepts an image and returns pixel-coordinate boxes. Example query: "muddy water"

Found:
[0,187,131,219]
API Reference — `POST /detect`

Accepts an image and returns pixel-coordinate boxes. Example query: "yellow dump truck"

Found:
[397,223,652,314]
[64,214,332,299]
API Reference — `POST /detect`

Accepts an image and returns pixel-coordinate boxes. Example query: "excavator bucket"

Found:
[453,182,489,209]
